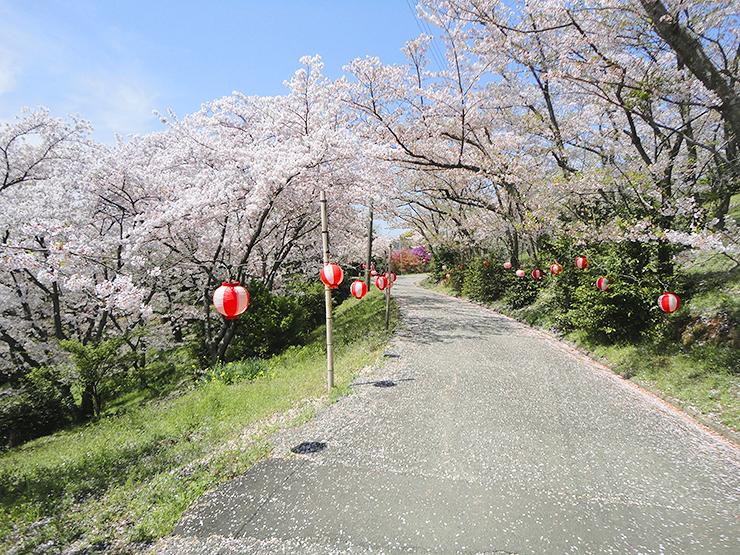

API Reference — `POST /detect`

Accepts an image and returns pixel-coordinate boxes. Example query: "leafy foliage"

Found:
[461,259,506,303]
[0,367,76,448]
[225,281,326,361]
[431,238,687,344]
[60,338,128,418]
[196,359,269,385]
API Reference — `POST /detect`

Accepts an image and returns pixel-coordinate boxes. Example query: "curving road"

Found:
[152,274,740,554]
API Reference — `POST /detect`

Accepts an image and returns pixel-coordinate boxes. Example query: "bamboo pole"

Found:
[320,190,334,392]
[364,201,373,289]
[385,247,391,330]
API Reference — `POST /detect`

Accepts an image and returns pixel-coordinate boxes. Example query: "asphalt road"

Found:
[151,275,740,554]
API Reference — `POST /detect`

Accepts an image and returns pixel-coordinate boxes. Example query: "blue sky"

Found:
[0,0,434,143]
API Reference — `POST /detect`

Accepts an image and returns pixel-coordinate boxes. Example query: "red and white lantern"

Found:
[350,280,367,299]
[445,273,451,280]
[213,282,249,320]
[551,263,562,275]
[376,275,388,290]
[596,277,610,291]
[532,269,543,279]
[504,261,512,269]
[575,256,588,270]
[388,272,397,284]
[515,269,525,277]
[658,292,681,313]
[320,263,343,289]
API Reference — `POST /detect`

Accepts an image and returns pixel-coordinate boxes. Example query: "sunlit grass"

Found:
[0,290,398,554]
[593,341,740,433]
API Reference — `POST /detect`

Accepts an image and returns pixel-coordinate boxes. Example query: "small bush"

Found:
[226,280,326,361]
[429,245,460,283]
[561,281,660,343]
[0,367,75,448]
[462,259,506,302]
[504,271,541,309]
[196,359,269,385]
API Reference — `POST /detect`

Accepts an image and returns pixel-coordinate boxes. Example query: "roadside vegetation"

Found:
[0,290,398,555]
[427,239,740,438]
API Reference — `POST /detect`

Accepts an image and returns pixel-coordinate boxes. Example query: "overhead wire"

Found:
[404,0,447,72]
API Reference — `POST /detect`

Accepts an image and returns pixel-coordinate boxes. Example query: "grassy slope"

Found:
[0,290,399,555]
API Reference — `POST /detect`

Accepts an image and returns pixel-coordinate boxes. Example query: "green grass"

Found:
[0,290,399,555]
[590,341,740,433]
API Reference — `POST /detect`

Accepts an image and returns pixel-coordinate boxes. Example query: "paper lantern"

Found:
[350,280,367,299]
[445,273,450,280]
[388,272,397,284]
[576,256,588,270]
[376,275,388,290]
[484,261,489,266]
[458,264,463,270]
[515,269,525,277]
[596,277,610,291]
[551,263,562,275]
[320,263,343,289]
[504,261,512,269]
[658,292,680,313]
[532,269,543,279]
[213,282,249,320]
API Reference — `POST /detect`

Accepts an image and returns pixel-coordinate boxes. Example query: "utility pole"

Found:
[320,190,334,392]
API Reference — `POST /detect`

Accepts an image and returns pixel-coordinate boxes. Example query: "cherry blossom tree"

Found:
[127,56,384,364]
[409,0,739,264]
[0,109,95,374]
[0,109,167,422]
[343,1,737,270]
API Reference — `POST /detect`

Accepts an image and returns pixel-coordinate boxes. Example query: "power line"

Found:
[404,0,447,72]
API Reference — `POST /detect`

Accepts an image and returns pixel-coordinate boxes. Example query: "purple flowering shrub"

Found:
[391,247,431,274]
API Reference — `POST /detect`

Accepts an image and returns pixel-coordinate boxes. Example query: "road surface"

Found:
[151,274,740,554]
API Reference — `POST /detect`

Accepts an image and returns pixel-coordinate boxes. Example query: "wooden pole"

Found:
[364,201,373,289]
[320,190,334,392]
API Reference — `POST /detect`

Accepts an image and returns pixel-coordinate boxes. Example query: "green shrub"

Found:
[503,270,541,309]
[60,338,127,418]
[429,245,460,283]
[225,280,326,361]
[196,358,269,385]
[561,280,661,343]
[462,259,506,302]
[446,265,465,294]
[535,238,681,343]
[0,367,75,448]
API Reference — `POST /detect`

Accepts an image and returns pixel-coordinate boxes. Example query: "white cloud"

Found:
[0,48,20,95]
[0,1,164,142]
[69,70,161,140]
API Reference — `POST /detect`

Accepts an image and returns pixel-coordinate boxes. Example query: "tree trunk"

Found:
[79,385,95,420]
[506,227,520,268]
[640,0,740,154]
[216,321,237,364]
